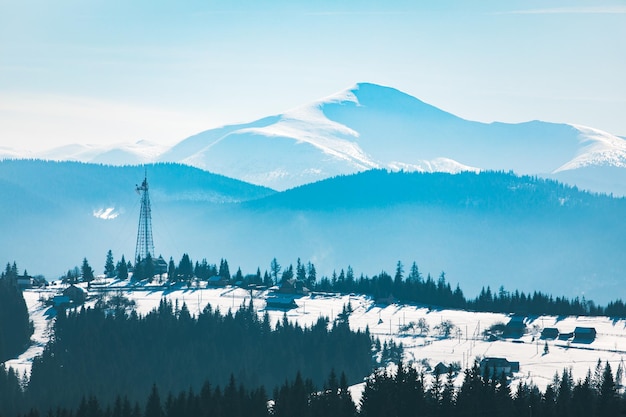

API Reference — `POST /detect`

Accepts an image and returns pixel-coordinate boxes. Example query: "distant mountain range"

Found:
[7,82,626,194]
[1,160,624,304]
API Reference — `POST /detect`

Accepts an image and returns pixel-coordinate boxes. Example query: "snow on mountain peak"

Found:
[553,124,626,173]
[388,157,481,174]
[241,96,377,170]
[5,82,626,194]
[316,85,360,106]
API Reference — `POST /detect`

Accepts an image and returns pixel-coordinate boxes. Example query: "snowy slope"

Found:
[9,283,626,396]
[33,140,168,165]
[156,83,626,191]
[554,125,626,172]
[7,82,626,193]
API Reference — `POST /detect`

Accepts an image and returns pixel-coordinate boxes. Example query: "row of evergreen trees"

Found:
[5,360,625,417]
[359,359,624,417]
[95,250,626,318]
[21,298,374,413]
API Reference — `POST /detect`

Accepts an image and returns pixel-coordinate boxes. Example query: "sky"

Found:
[1,0,625,152]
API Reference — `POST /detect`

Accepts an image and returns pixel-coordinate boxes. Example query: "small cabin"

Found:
[207,276,229,287]
[503,316,526,338]
[433,362,450,375]
[63,284,87,305]
[17,275,33,289]
[558,331,574,341]
[277,278,309,295]
[573,327,597,343]
[265,296,298,310]
[480,357,520,378]
[541,328,559,340]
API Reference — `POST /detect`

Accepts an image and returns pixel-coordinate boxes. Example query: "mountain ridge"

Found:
[0,160,623,302]
[5,82,626,194]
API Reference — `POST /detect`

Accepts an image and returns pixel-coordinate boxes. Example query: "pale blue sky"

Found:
[1,0,625,151]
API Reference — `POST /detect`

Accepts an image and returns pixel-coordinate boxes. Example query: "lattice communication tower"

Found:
[135,170,154,263]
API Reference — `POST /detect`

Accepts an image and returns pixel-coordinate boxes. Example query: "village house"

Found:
[479,357,520,378]
[63,284,87,305]
[540,327,559,340]
[503,315,526,338]
[433,362,450,375]
[277,278,309,295]
[207,276,229,287]
[265,295,298,310]
[573,326,597,343]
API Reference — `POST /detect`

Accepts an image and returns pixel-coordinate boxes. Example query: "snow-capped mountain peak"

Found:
[553,125,626,173]
[240,99,376,170]
[4,82,626,194]
[388,158,481,174]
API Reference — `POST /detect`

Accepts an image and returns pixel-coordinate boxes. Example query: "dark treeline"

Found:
[298,260,626,318]
[7,360,625,417]
[358,359,624,417]
[124,251,626,318]
[22,298,373,413]
[249,169,623,212]
[0,262,33,363]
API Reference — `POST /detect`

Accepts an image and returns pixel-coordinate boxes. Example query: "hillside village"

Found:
[9,275,626,400]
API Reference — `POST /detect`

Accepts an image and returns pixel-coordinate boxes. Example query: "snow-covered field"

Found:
[7,281,626,395]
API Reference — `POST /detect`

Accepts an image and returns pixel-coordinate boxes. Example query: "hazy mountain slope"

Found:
[0,160,275,278]
[234,170,626,303]
[2,161,624,303]
[552,165,626,196]
[0,160,274,204]
[182,130,366,189]
[162,83,626,192]
[32,141,169,166]
[319,84,580,173]
[157,116,281,161]
[9,83,626,194]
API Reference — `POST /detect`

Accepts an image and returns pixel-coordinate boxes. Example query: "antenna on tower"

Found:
[135,168,154,264]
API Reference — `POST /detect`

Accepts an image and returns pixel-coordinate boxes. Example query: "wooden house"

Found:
[480,357,520,378]
[573,327,597,343]
[540,327,559,340]
[266,296,298,310]
[503,315,526,338]
[63,284,87,305]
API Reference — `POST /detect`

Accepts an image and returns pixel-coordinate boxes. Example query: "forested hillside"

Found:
[3,356,624,416]
[24,299,373,412]
[1,161,625,302]
[247,169,620,212]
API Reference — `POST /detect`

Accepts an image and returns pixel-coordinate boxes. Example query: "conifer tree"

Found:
[144,384,163,417]
[598,362,618,416]
[270,258,281,285]
[116,255,129,280]
[143,253,154,282]
[177,254,193,282]
[167,257,176,282]
[81,258,95,285]
[233,267,243,283]
[104,250,116,278]
[296,258,307,282]
[306,262,316,289]
[441,366,456,412]
[218,259,230,280]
